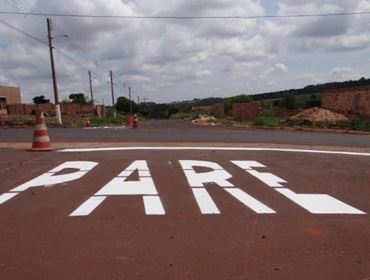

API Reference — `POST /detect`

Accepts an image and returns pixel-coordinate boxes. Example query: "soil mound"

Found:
[290,107,348,122]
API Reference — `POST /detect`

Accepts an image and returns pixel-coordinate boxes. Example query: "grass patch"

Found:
[170,111,202,120]
[253,117,281,128]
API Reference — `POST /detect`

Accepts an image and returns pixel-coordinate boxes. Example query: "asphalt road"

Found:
[0,147,369,279]
[0,120,369,147]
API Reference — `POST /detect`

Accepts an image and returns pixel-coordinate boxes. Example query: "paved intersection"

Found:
[0,146,369,279]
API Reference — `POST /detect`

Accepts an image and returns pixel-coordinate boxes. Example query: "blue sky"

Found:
[0,0,369,103]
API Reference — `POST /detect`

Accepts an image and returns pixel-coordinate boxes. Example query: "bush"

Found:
[350,119,370,131]
[253,117,280,127]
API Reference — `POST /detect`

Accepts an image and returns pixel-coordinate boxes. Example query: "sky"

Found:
[0,0,370,104]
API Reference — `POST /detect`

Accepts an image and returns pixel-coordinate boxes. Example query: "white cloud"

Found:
[0,0,369,103]
[266,63,288,74]
[332,67,363,81]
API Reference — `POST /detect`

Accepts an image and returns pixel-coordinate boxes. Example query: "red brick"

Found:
[233,102,261,121]
[322,86,370,118]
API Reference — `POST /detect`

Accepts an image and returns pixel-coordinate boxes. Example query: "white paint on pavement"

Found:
[143,196,166,215]
[275,188,365,214]
[0,193,19,205]
[191,188,220,214]
[11,161,98,192]
[224,188,276,214]
[180,160,276,215]
[70,196,107,217]
[70,160,165,216]
[0,161,98,206]
[233,160,366,215]
[60,147,370,157]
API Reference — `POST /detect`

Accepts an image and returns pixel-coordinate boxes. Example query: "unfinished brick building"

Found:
[233,102,262,121]
[0,85,21,115]
[322,86,370,118]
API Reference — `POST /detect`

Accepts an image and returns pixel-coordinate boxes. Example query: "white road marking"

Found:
[60,147,370,157]
[71,160,165,216]
[84,126,126,130]
[276,188,365,215]
[69,196,107,217]
[191,188,220,214]
[224,188,276,214]
[0,193,19,205]
[182,169,234,188]
[143,196,166,215]
[245,170,287,188]
[180,160,276,214]
[233,160,366,215]
[0,161,98,205]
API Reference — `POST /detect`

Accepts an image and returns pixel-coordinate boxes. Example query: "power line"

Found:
[0,18,48,45]
[0,18,124,94]
[0,10,370,20]
[4,0,67,35]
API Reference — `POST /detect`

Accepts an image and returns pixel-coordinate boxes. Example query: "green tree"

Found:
[69,93,88,105]
[115,96,139,114]
[281,94,297,110]
[33,95,50,104]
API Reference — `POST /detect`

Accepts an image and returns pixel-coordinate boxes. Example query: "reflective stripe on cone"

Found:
[29,111,53,152]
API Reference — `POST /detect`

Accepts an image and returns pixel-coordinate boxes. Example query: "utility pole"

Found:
[129,86,133,115]
[88,70,94,105]
[110,70,116,118]
[137,96,140,105]
[47,18,62,124]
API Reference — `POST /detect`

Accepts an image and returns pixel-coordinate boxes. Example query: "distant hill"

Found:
[251,77,370,101]
[173,77,370,106]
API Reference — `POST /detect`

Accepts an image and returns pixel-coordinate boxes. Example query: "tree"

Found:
[305,94,321,108]
[281,94,297,110]
[33,95,50,104]
[69,93,88,105]
[115,96,139,114]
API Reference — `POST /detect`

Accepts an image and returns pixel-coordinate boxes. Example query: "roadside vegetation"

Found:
[2,78,369,132]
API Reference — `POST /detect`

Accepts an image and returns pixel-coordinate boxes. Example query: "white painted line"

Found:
[59,147,370,157]
[224,188,276,214]
[84,126,126,130]
[0,192,19,205]
[246,170,287,188]
[143,196,166,215]
[191,188,221,214]
[276,188,366,215]
[69,196,107,217]
[95,177,158,196]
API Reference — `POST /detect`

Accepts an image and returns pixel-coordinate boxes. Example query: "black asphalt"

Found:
[1,120,369,148]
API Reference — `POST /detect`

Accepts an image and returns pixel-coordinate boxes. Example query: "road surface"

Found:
[0,144,369,279]
[0,120,369,147]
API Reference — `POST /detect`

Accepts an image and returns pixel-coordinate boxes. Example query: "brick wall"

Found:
[233,102,261,121]
[0,86,21,104]
[212,103,225,118]
[322,86,370,118]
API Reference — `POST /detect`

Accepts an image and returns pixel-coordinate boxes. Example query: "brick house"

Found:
[0,85,21,115]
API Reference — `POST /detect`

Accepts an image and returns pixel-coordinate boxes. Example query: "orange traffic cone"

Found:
[85,117,91,128]
[30,111,53,151]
